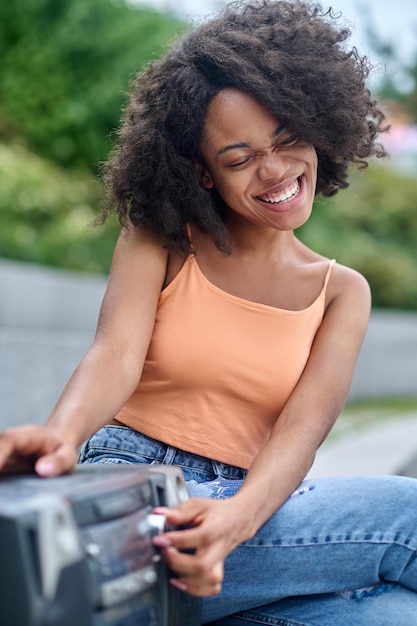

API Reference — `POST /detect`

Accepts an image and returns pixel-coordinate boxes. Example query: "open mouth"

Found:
[257,177,301,205]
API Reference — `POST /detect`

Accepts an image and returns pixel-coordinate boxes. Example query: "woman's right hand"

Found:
[0,425,78,477]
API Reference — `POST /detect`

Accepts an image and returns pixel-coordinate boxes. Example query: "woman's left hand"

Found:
[152,497,251,596]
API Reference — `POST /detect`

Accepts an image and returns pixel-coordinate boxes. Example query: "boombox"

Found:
[0,465,201,626]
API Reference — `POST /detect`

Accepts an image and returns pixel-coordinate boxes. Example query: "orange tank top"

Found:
[116,255,335,469]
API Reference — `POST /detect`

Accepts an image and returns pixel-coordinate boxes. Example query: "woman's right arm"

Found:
[0,225,168,476]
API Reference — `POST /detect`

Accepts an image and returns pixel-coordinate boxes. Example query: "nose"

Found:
[257,151,291,181]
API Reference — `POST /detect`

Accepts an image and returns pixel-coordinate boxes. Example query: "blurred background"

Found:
[1,0,416,304]
[0,0,416,443]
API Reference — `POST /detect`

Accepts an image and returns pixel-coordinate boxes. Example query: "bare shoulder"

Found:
[108,224,169,288]
[306,260,372,374]
[297,240,370,311]
[328,262,371,300]
[97,225,169,334]
[325,261,372,323]
[113,223,168,262]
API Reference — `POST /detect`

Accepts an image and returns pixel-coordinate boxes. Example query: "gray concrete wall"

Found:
[0,258,416,431]
[351,309,417,399]
[0,259,105,430]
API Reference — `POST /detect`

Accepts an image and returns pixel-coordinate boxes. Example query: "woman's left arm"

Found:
[153,265,371,596]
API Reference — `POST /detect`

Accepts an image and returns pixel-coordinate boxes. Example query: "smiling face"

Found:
[198,89,318,232]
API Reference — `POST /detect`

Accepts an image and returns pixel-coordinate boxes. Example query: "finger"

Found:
[0,426,77,477]
[0,426,57,459]
[161,545,197,573]
[169,561,224,597]
[170,577,222,597]
[153,527,209,550]
[35,446,78,477]
[161,545,222,582]
[0,426,50,470]
[153,501,205,527]
[0,456,39,475]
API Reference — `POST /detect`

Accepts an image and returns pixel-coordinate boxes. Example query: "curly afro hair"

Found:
[102,0,388,253]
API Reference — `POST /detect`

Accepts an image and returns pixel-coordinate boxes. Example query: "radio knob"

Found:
[146,513,166,536]
[85,543,100,558]
[142,569,157,585]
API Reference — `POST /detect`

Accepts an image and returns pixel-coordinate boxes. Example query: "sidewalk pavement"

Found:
[307,413,417,479]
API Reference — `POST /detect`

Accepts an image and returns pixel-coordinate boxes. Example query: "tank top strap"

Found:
[323,258,336,292]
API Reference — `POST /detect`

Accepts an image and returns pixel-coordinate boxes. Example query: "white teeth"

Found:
[258,179,300,204]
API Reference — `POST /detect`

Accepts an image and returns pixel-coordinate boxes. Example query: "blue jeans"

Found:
[79,425,417,625]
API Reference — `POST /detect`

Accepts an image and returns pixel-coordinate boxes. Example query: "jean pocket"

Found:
[79,450,155,464]
[88,457,135,465]
[78,426,174,466]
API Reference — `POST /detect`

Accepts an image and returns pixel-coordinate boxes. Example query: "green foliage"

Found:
[0,0,415,310]
[0,142,118,273]
[298,164,417,310]
[2,140,416,311]
[369,35,417,121]
[0,0,185,272]
[0,0,185,170]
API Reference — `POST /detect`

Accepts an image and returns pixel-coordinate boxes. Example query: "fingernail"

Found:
[170,578,188,592]
[36,461,54,476]
[152,536,172,548]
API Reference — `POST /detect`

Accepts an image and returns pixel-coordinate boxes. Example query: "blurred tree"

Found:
[0,0,416,310]
[363,13,417,121]
[377,61,417,123]
[298,164,417,310]
[1,140,416,309]
[0,0,185,170]
[0,141,119,272]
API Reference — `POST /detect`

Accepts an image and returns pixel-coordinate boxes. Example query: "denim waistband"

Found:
[78,425,248,482]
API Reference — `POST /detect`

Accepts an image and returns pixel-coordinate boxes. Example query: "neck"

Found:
[225,216,297,259]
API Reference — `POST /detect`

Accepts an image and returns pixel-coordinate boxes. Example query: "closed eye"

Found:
[228,155,254,168]
[274,134,300,149]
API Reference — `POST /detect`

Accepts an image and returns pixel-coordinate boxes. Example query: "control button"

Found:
[140,483,152,504]
[94,490,141,519]
[146,513,166,535]
[142,570,157,585]
[85,543,100,558]
[101,566,158,607]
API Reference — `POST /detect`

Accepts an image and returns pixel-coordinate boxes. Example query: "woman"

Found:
[2,1,417,624]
